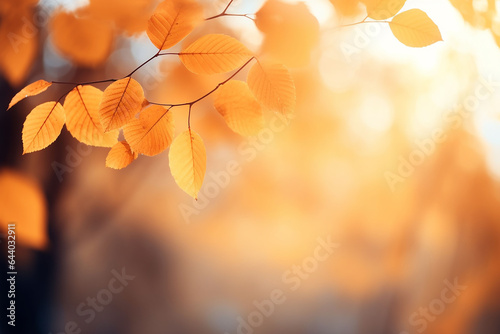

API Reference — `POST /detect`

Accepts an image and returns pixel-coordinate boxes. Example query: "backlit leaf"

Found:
[247,62,296,116]
[106,141,138,169]
[214,80,264,136]
[364,0,406,20]
[22,101,65,154]
[64,85,119,147]
[389,9,442,47]
[99,77,145,132]
[169,129,206,199]
[179,34,253,75]
[147,0,203,50]
[8,80,52,110]
[123,105,175,156]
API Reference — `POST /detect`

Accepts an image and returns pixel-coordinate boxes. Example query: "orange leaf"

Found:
[98,77,145,132]
[8,80,52,110]
[64,85,119,147]
[0,9,38,86]
[50,11,114,67]
[22,101,65,154]
[105,141,138,169]
[124,105,175,156]
[247,62,296,116]
[179,34,253,75]
[147,0,203,50]
[0,169,48,250]
[214,80,264,136]
[169,129,206,199]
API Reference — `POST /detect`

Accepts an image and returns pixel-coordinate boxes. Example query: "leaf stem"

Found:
[149,56,256,128]
[205,0,255,21]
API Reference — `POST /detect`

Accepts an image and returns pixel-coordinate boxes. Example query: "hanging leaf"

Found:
[389,9,442,47]
[147,0,203,50]
[365,0,406,20]
[105,141,138,169]
[214,80,264,136]
[247,62,296,116]
[123,105,175,156]
[169,129,206,199]
[22,101,65,154]
[179,34,254,75]
[64,85,119,147]
[8,80,52,110]
[99,77,145,132]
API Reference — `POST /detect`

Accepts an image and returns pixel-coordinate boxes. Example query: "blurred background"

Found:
[1,0,500,334]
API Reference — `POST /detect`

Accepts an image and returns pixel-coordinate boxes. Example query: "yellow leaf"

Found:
[214,80,264,136]
[247,62,296,116]
[105,141,138,169]
[179,34,254,75]
[147,0,203,50]
[64,85,119,147]
[22,101,65,154]
[365,0,406,20]
[8,80,52,110]
[389,9,442,47]
[123,105,175,156]
[169,129,206,199]
[0,169,48,250]
[99,77,145,132]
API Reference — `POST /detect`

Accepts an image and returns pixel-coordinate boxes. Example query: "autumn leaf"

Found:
[99,77,145,132]
[214,80,264,136]
[169,129,206,199]
[179,34,254,75]
[50,11,114,67]
[64,85,119,147]
[0,169,48,250]
[8,80,52,110]
[106,141,138,169]
[247,62,296,116]
[123,105,175,156]
[389,9,442,47]
[147,0,203,50]
[0,9,38,86]
[22,101,65,154]
[255,0,319,67]
[364,0,406,20]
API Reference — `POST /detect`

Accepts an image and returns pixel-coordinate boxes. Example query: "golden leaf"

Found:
[214,80,264,136]
[99,77,145,132]
[364,0,406,20]
[124,105,175,156]
[169,129,206,199]
[389,9,442,47]
[64,85,119,147]
[179,34,253,75]
[105,141,138,169]
[247,62,296,116]
[147,0,203,50]
[8,80,52,110]
[22,101,65,154]
[0,169,48,250]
